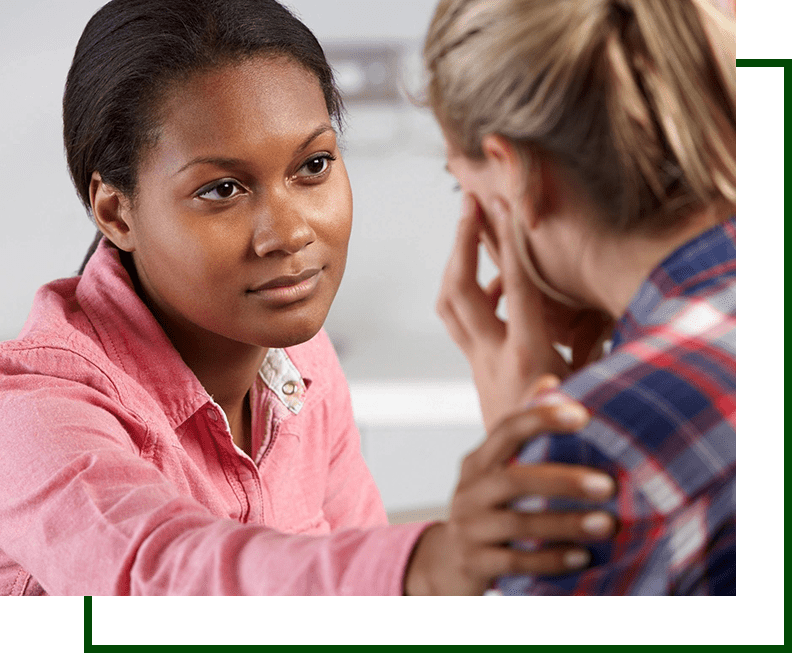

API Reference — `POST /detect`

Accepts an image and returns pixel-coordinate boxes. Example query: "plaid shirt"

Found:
[497,217,736,595]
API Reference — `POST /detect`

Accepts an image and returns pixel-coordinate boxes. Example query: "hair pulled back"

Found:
[424,0,735,234]
[64,0,343,266]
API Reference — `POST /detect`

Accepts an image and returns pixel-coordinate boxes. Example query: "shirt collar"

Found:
[77,239,308,428]
[258,347,307,415]
[613,215,736,348]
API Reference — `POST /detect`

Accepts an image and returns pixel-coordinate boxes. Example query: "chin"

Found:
[253,317,326,350]
[262,330,321,349]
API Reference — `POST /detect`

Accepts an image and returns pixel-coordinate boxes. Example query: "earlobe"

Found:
[89,172,136,252]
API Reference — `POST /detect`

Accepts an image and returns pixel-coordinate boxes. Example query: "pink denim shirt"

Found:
[0,240,427,595]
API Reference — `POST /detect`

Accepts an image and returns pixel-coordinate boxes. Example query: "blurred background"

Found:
[0,0,491,521]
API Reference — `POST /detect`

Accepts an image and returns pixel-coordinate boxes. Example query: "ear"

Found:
[89,172,136,252]
[480,134,522,196]
[480,134,548,230]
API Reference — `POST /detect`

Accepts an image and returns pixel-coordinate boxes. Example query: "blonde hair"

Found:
[423,0,736,234]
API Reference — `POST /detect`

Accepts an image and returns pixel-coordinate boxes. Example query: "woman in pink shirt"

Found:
[0,0,617,595]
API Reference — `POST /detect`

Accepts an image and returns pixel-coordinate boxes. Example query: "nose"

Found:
[252,200,316,258]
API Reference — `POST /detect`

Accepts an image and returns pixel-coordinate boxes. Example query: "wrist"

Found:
[403,522,445,596]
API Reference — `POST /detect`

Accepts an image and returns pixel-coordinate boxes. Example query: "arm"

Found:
[0,350,611,596]
[0,370,418,595]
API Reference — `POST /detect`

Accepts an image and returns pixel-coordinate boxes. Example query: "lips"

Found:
[249,268,321,292]
[247,267,323,306]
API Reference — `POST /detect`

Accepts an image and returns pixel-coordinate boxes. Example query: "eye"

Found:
[196,179,245,201]
[296,154,335,179]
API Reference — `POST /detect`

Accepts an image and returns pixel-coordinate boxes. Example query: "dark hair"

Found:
[66,0,344,273]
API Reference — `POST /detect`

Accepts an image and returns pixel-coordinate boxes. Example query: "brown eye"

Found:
[297,154,334,178]
[197,179,244,201]
[215,182,236,198]
[306,158,326,174]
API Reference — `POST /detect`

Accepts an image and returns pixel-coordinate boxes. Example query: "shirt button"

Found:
[282,381,298,396]
[207,408,218,421]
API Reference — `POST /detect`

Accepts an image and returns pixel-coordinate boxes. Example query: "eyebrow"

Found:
[176,156,247,175]
[175,124,336,175]
[295,124,335,155]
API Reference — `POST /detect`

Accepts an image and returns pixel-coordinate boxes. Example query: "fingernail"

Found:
[530,391,565,408]
[582,511,613,536]
[582,474,615,499]
[556,403,589,425]
[564,550,590,569]
[537,375,561,391]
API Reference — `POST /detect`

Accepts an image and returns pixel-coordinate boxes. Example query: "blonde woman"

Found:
[423,0,735,594]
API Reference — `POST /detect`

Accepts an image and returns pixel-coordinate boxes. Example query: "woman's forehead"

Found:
[146,57,332,174]
[161,56,327,129]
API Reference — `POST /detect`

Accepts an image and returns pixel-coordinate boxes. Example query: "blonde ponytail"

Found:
[423,0,735,234]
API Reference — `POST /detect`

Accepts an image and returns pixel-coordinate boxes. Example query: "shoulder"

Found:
[1,278,124,402]
[554,315,735,515]
[0,337,125,422]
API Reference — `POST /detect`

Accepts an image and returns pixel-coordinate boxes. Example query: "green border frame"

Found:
[0,0,792,651]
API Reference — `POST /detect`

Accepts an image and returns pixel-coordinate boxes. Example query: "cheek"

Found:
[134,207,239,297]
[317,176,353,253]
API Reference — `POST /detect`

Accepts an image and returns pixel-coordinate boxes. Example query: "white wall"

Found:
[0,1,107,340]
[0,0,486,513]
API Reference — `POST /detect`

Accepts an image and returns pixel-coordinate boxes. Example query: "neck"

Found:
[157,314,265,455]
[577,205,729,319]
[185,336,262,455]
[177,331,267,411]
[122,254,266,444]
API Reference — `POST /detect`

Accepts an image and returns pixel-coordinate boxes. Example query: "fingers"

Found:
[436,193,505,348]
[483,275,503,312]
[454,507,616,545]
[460,399,590,478]
[467,544,593,579]
[526,373,561,399]
[479,210,501,269]
[445,193,482,295]
[487,199,544,342]
[460,463,616,511]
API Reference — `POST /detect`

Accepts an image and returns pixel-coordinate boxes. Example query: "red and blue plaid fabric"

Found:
[498,217,736,595]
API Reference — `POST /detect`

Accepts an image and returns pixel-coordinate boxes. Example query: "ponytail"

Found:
[424,0,735,234]
[604,0,735,228]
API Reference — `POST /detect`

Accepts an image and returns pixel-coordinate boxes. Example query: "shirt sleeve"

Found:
[0,365,426,596]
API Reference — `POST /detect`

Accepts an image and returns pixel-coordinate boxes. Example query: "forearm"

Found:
[3,487,428,596]
[129,517,428,596]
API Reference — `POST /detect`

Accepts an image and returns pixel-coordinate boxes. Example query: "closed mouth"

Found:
[249,268,321,292]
